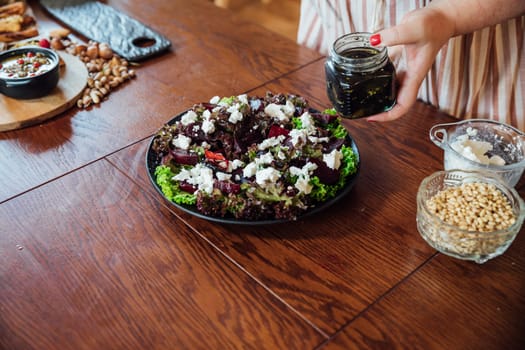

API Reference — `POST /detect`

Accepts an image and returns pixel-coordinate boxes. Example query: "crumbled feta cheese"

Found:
[229,110,243,124]
[216,172,231,181]
[173,168,191,182]
[243,152,274,178]
[451,133,506,166]
[255,167,281,187]
[172,134,192,150]
[290,162,318,177]
[173,163,214,194]
[303,162,318,173]
[238,94,248,105]
[289,129,308,146]
[289,166,302,177]
[282,100,295,116]
[264,103,290,122]
[300,112,316,134]
[232,159,244,170]
[323,149,343,170]
[295,177,313,195]
[289,162,318,194]
[243,162,257,178]
[466,127,477,137]
[209,96,220,104]
[181,110,198,126]
[227,104,237,113]
[258,152,274,164]
[201,119,215,134]
[202,109,211,119]
[308,136,329,144]
[264,103,282,118]
[258,135,285,150]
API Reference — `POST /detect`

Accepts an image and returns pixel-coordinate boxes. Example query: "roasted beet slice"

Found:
[311,111,338,125]
[323,137,345,153]
[310,158,340,185]
[170,149,199,165]
[215,180,241,194]
[232,115,266,155]
[268,124,290,138]
[179,181,197,194]
[201,103,217,111]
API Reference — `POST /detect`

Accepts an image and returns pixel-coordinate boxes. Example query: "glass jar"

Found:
[325,32,396,119]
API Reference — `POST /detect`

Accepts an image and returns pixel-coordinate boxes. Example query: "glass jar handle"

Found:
[429,124,449,149]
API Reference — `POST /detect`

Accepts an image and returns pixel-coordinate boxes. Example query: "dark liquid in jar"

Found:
[326,47,396,119]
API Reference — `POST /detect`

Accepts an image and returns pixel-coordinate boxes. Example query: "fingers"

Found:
[373,20,422,48]
[365,7,455,123]
[373,7,454,50]
[372,8,426,47]
[366,70,420,122]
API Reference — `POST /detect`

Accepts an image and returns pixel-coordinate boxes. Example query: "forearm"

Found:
[429,0,525,36]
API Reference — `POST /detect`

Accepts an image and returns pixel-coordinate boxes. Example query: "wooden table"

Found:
[1,1,524,349]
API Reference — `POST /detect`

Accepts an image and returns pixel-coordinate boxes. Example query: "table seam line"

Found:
[313,251,440,348]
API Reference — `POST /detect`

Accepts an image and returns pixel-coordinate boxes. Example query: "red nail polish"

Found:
[370,33,381,46]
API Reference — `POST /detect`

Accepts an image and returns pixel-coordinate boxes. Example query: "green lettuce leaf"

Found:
[154,165,196,205]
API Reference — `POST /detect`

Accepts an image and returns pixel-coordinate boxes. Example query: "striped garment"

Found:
[297,0,525,130]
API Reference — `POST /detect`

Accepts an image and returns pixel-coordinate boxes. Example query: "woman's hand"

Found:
[365,0,524,122]
[366,7,454,122]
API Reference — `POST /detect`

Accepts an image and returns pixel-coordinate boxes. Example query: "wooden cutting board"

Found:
[0,51,88,132]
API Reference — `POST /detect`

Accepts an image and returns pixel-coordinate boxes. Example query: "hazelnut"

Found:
[98,43,113,59]
[75,44,87,55]
[50,37,65,50]
[86,44,99,59]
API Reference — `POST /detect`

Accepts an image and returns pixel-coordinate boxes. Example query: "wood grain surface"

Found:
[0,52,88,132]
[323,249,525,349]
[1,1,524,349]
[0,160,324,349]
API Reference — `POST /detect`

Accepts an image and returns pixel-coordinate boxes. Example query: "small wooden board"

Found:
[0,52,88,132]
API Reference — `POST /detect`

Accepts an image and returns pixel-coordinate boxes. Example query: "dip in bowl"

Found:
[430,119,525,187]
[0,47,60,99]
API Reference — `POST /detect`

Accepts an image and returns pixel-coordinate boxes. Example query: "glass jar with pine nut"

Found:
[417,170,525,263]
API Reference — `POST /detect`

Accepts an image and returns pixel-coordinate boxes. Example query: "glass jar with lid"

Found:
[325,32,396,119]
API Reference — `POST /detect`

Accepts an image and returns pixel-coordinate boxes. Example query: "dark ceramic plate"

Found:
[146,111,360,225]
